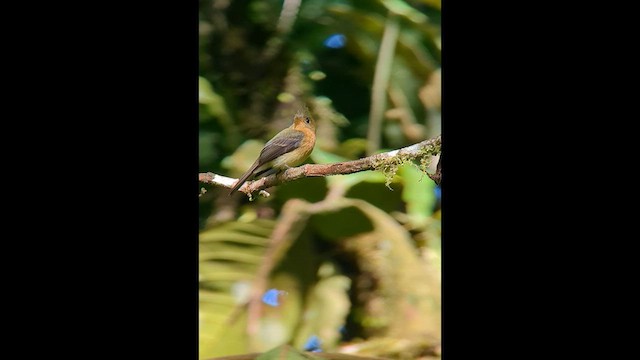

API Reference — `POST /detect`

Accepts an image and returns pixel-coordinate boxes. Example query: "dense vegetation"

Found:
[199,0,441,358]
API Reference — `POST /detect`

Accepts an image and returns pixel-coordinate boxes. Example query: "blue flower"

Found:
[434,185,441,201]
[323,34,347,49]
[261,289,282,307]
[303,335,322,352]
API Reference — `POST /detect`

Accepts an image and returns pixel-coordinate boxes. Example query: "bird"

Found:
[229,108,316,195]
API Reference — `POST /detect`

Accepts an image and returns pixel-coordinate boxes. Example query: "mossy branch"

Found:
[199,135,441,198]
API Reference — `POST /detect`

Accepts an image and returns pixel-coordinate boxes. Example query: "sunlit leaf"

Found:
[398,162,435,226]
[200,230,269,245]
[221,140,266,176]
[199,76,217,104]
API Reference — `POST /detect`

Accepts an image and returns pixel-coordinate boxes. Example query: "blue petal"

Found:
[303,335,322,351]
[261,289,281,307]
[323,34,346,49]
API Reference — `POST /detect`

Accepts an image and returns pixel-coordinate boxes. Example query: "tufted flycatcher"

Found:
[229,108,316,195]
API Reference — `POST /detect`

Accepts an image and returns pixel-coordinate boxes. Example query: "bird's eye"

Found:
[305,117,310,124]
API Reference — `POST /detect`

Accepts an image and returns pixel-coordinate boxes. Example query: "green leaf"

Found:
[200,230,269,245]
[199,76,230,118]
[199,76,217,104]
[222,140,265,176]
[199,219,273,358]
[398,163,435,226]
[310,206,375,240]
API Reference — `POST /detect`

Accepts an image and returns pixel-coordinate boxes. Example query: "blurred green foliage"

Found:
[199,0,441,359]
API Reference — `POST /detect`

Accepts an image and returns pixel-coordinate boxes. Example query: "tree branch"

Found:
[199,135,441,198]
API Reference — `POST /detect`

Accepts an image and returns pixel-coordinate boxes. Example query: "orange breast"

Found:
[272,126,315,169]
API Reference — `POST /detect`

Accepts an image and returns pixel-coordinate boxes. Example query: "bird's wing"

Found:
[258,129,304,164]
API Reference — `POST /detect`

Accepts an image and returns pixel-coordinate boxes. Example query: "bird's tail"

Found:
[229,160,260,195]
